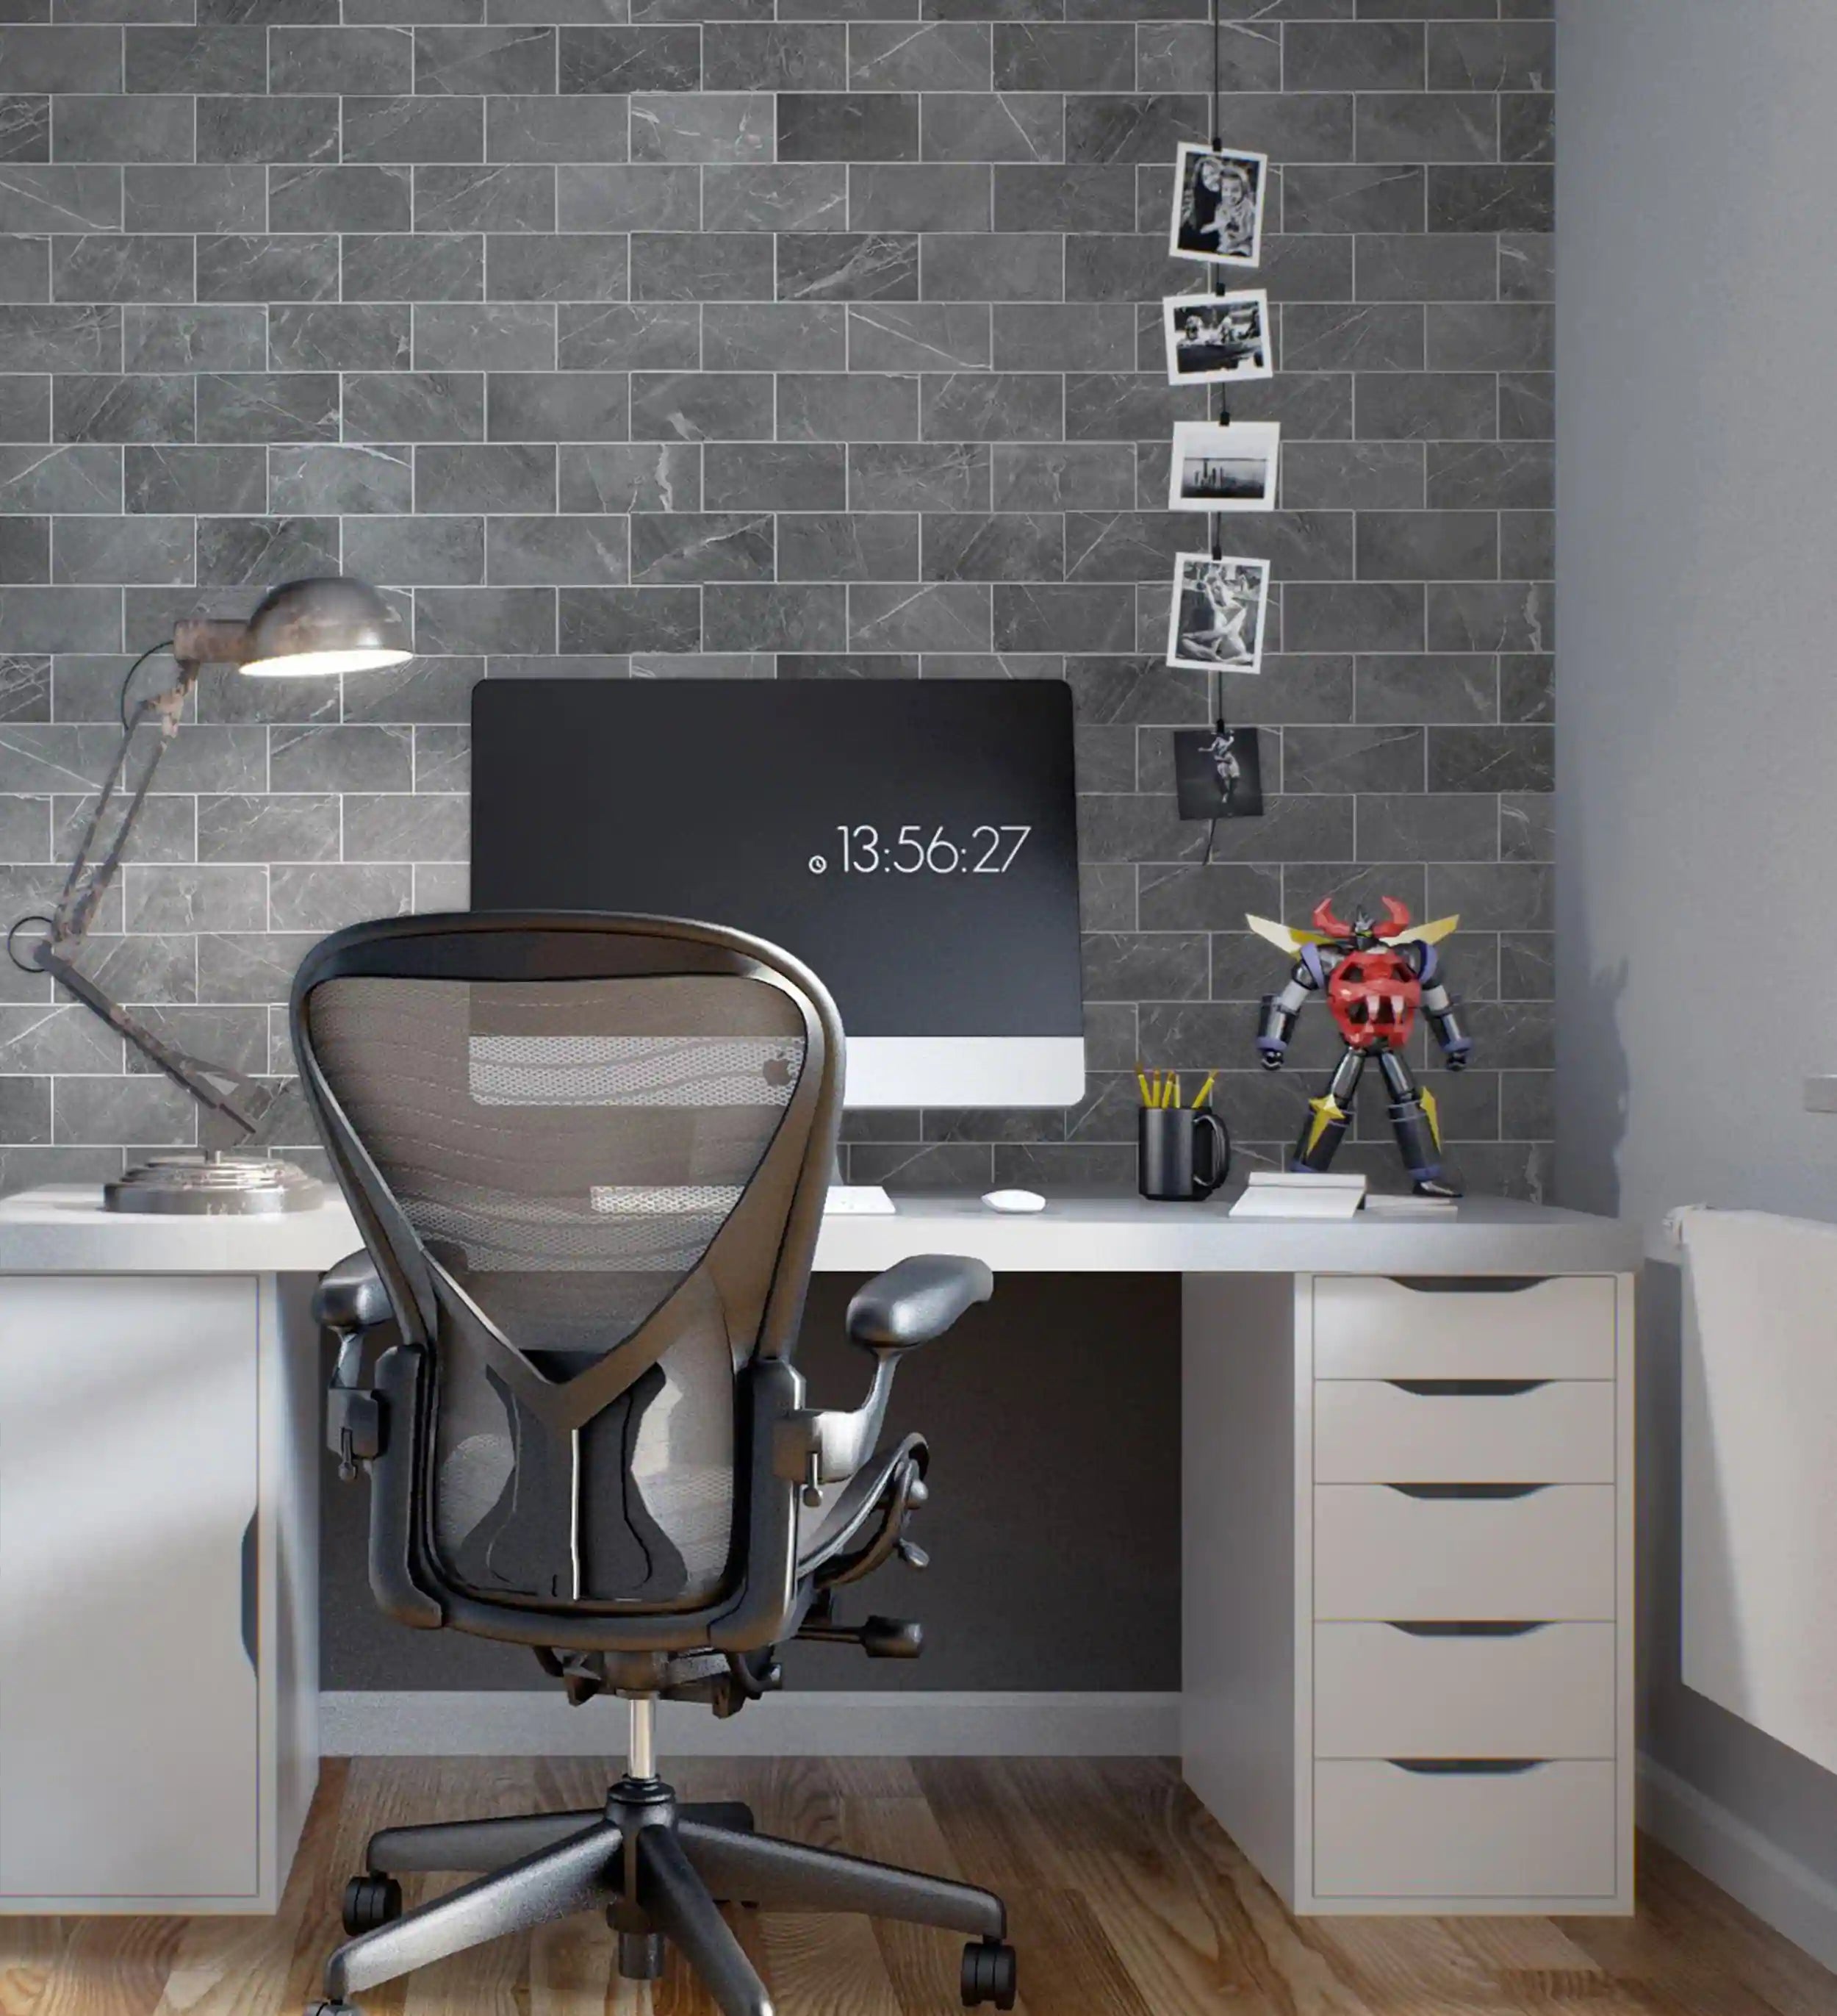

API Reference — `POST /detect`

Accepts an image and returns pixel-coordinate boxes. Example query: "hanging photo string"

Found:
[1207,0,1227,565]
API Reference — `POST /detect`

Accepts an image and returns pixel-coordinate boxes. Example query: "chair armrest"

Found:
[794,1256,993,1491]
[316,1249,391,1338]
[846,1255,993,1352]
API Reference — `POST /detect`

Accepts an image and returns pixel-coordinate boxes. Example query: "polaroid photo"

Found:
[1166,555,1270,676]
[1174,724,1265,819]
[1168,143,1269,269]
[1168,420,1279,512]
[1163,290,1273,386]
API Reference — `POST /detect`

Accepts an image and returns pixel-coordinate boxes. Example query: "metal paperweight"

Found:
[104,1152,325,1216]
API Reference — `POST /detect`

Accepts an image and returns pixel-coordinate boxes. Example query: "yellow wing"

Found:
[1245,914,1332,955]
[1381,913,1459,947]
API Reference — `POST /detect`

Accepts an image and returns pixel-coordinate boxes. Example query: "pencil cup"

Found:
[1138,1105,1231,1202]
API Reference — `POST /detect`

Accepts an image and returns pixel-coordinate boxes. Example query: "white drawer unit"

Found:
[1314,1378,1615,1485]
[1184,1266,1634,1917]
[1314,1622,1617,1759]
[1315,1483,1618,1621]
[1313,1760,1619,1902]
[1313,1274,1617,1381]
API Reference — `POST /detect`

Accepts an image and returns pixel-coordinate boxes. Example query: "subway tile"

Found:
[702,442,844,512]
[558,24,700,91]
[345,369,483,441]
[486,369,628,440]
[196,94,339,163]
[270,23,412,91]
[55,371,194,442]
[126,24,266,90]
[342,232,484,303]
[557,584,700,653]
[342,513,483,585]
[777,509,914,582]
[270,441,412,513]
[558,163,698,229]
[852,21,988,89]
[196,370,337,442]
[630,232,774,301]
[924,90,1060,162]
[1354,91,1495,165]
[0,165,121,234]
[487,232,627,303]
[489,93,628,162]
[850,162,988,232]
[0,26,123,92]
[342,93,483,161]
[52,511,190,583]
[123,165,262,232]
[702,301,846,370]
[1428,162,1552,233]
[415,440,554,509]
[1427,299,1552,370]
[778,91,918,162]
[630,90,769,162]
[849,301,988,370]
[124,442,262,512]
[561,440,699,512]
[51,232,192,302]
[269,301,409,371]
[705,23,843,90]
[196,234,340,304]
[270,165,411,233]
[52,93,191,160]
[706,162,846,232]
[1427,18,1553,92]
[630,370,773,440]
[780,232,917,304]
[415,584,555,652]
[414,24,555,93]
[558,300,699,368]
[413,301,555,368]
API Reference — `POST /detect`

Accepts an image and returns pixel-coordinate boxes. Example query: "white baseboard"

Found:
[321,1690,1181,1759]
[1639,1753,1837,1973]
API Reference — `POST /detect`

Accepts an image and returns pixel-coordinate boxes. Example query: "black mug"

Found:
[1138,1105,1230,1202]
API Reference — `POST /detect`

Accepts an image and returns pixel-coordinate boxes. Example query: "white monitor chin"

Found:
[841,1037,1085,1108]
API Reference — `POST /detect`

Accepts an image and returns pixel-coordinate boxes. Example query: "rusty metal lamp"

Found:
[7,577,411,1214]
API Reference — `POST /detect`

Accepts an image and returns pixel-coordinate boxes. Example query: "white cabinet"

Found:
[1183,1269,1634,1917]
[0,1273,321,1914]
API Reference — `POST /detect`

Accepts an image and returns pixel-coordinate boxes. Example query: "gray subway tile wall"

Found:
[0,0,1553,1199]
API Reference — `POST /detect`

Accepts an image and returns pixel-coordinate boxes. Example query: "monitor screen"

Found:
[470,679,1085,1105]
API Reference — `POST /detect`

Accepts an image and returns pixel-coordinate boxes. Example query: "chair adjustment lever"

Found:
[797,1610,924,1660]
[326,1385,383,1480]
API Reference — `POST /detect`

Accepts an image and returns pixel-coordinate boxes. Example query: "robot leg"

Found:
[1294,1046,1364,1173]
[1377,1048,1460,1198]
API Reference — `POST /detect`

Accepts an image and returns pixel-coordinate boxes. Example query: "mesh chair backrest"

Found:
[294,916,838,1619]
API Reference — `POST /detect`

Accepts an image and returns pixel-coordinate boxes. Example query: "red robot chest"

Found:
[1328,950,1420,1050]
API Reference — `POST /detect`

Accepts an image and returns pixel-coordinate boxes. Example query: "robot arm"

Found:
[1257,951,1324,1069]
[1414,943,1472,1070]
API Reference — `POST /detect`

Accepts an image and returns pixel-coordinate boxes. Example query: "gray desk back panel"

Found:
[320,1271,1182,1692]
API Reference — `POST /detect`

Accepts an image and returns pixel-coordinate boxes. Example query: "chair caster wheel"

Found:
[306,2002,361,2016]
[961,1938,1017,2009]
[342,1873,403,1935]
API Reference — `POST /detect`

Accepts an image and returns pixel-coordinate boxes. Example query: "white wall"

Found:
[1557,0,1837,1927]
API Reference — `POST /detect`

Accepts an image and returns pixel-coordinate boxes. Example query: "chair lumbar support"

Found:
[309,1698,1018,2016]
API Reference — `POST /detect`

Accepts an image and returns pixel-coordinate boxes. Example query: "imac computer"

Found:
[470,680,1085,1180]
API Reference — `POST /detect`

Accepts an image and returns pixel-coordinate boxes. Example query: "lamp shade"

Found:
[237,576,412,678]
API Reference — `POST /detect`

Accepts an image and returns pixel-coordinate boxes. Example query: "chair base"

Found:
[313,1773,1015,2016]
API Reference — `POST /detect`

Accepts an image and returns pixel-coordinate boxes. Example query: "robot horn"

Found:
[1378,896,1413,934]
[1311,896,1354,938]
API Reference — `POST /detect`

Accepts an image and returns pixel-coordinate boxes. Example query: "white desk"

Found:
[0,1185,1637,1918]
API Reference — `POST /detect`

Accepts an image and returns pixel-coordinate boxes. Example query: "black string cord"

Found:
[1207,0,1227,561]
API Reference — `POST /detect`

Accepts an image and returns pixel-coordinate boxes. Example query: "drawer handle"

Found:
[1387,1379,1550,1398]
[1387,1277,1548,1294]
[1390,1759,1545,1776]
[1387,1621,1548,1638]
[1387,1482,1547,1500]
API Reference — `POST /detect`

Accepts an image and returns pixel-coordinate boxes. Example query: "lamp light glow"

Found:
[230,577,411,678]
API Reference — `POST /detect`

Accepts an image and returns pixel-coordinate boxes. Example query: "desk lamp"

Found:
[7,577,411,1215]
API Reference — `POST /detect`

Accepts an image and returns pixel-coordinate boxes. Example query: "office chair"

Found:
[290,912,1015,2016]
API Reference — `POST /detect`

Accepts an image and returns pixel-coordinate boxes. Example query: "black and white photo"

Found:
[1168,420,1279,512]
[1168,144,1268,269]
[1166,555,1270,675]
[1163,290,1273,385]
[1174,724,1265,819]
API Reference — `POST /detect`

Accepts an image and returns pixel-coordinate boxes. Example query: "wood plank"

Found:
[8,1762,1833,2016]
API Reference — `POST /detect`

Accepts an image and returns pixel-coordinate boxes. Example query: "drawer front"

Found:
[1314,1380,1615,1485]
[1315,1622,1617,1759]
[1314,1759,1617,1900]
[1313,1276,1616,1381]
[1315,1484,1617,1620]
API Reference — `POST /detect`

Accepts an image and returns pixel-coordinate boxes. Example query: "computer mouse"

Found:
[982,1188,1047,1214]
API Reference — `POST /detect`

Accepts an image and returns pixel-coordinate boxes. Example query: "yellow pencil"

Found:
[1137,1068,1153,1107]
[1166,1075,1181,1109]
[1193,1072,1217,1109]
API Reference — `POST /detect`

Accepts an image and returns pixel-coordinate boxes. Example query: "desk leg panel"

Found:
[1181,1271,1309,1909]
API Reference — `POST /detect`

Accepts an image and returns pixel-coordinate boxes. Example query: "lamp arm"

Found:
[21,649,274,1145]
[48,661,198,949]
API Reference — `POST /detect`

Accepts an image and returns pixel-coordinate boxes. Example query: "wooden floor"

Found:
[5,1757,1834,2016]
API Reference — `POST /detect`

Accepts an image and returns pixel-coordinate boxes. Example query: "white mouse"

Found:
[982,1188,1047,1214]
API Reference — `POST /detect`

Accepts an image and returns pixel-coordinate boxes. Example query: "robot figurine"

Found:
[1248,896,1472,1197]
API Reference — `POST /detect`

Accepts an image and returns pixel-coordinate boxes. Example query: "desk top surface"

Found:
[0,1186,1638,1277]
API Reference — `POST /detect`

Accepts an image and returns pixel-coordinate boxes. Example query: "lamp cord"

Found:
[118,638,176,731]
